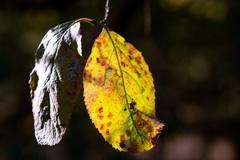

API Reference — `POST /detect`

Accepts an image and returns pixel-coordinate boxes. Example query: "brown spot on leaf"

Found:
[107,112,113,118]
[120,95,125,100]
[107,121,111,127]
[144,70,147,75]
[118,49,123,54]
[102,37,106,44]
[100,60,106,66]
[119,95,125,100]
[83,70,92,82]
[135,70,141,77]
[96,77,104,86]
[96,56,108,67]
[110,79,114,84]
[106,129,109,135]
[98,114,104,120]
[121,61,126,67]
[147,96,150,101]
[129,101,136,110]
[136,118,149,128]
[100,124,104,130]
[96,57,100,63]
[96,41,101,49]
[126,130,131,136]
[88,57,92,64]
[98,107,103,113]
[128,54,133,60]
[150,86,154,93]
[114,70,120,77]
[135,55,141,64]
[128,44,137,52]
[98,36,106,45]
[137,120,144,127]
[93,77,96,82]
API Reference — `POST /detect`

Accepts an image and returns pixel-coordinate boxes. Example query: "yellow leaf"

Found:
[83,28,164,152]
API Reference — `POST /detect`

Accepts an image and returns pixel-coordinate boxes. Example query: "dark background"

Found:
[0,0,239,159]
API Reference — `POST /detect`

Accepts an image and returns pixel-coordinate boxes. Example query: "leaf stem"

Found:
[74,18,97,26]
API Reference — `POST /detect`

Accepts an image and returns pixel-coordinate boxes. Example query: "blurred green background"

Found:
[0,0,239,159]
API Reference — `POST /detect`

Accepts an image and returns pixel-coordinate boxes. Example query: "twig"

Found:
[101,0,110,25]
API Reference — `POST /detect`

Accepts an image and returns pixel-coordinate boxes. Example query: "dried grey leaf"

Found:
[29,22,83,145]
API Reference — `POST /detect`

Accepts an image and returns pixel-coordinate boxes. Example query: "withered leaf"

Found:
[29,22,83,145]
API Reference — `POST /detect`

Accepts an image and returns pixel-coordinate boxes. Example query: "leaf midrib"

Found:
[104,28,147,144]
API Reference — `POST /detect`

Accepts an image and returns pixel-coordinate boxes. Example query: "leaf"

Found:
[83,28,164,152]
[29,21,83,145]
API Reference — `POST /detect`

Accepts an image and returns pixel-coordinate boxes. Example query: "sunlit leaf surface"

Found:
[29,22,83,145]
[84,28,164,152]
